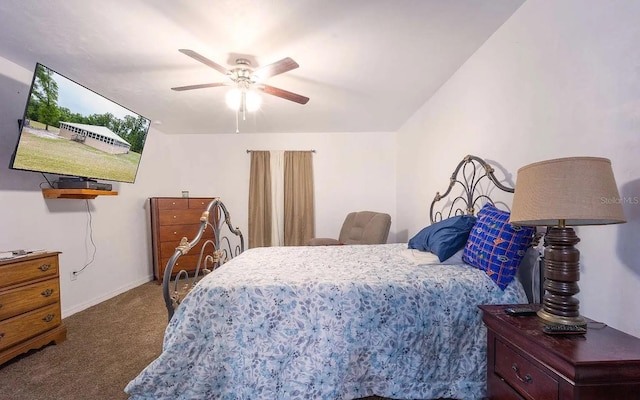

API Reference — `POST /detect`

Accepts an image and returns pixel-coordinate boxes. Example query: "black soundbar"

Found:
[55,179,112,191]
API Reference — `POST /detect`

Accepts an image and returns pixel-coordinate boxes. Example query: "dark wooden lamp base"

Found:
[538,226,587,326]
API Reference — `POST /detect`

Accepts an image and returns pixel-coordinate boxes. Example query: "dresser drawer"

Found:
[154,198,214,210]
[160,231,215,255]
[0,278,60,320]
[157,209,207,226]
[0,303,61,351]
[495,339,559,399]
[155,198,188,210]
[158,223,212,243]
[188,198,215,209]
[160,244,218,272]
[160,254,209,276]
[0,255,58,289]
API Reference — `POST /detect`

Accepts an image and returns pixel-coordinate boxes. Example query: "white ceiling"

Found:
[0,0,524,135]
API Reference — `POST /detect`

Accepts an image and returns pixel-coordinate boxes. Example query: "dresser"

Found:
[479,304,640,400]
[0,251,67,365]
[149,197,216,283]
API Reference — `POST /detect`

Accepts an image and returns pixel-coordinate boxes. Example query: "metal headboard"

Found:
[429,155,543,303]
[429,154,514,223]
[162,198,244,321]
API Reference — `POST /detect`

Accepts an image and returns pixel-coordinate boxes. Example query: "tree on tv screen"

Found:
[25,64,148,154]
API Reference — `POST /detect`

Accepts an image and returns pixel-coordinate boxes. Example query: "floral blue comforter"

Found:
[126,243,526,400]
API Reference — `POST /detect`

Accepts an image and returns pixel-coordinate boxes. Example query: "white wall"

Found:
[396,0,640,337]
[161,131,397,244]
[0,56,396,317]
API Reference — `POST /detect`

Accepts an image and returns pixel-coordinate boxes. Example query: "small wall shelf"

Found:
[42,189,118,199]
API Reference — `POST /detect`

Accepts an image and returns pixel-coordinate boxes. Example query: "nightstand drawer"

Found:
[491,375,526,399]
[495,339,559,399]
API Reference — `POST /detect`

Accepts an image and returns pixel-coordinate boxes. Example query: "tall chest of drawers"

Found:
[0,251,67,365]
[149,197,216,283]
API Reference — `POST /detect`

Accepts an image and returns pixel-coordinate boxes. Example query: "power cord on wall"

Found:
[71,199,97,279]
[40,173,97,280]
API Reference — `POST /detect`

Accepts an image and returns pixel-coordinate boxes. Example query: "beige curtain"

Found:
[248,151,272,248]
[284,151,315,246]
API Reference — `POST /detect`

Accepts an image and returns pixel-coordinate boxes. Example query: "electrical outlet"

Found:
[70,271,77,281]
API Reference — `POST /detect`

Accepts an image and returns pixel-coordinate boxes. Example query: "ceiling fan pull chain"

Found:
[235,109,239,134]
[242,91,247,121]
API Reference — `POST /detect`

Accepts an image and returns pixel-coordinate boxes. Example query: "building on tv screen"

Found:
[11,63,150,183]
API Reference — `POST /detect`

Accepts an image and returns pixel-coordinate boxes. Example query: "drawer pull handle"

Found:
[42,314,55,323]
[41,289,54,297]
[0,332,4,341]
[0,303,3,309]
[512,363,533,384]
[39,264,51,272]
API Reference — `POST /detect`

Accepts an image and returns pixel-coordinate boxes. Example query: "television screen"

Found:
[10,63,150,184]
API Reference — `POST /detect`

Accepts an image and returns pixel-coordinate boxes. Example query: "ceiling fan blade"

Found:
[252,57,299,81]
[171,82,226,91]
[259,84,309,105]
[178,49,229,75]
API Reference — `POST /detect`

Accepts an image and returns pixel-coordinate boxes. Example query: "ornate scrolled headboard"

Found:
[162,198,244,321]
[428,155,542,303]
[430,154,514,224]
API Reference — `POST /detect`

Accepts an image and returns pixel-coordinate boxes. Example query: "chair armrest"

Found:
[307,238,341,246]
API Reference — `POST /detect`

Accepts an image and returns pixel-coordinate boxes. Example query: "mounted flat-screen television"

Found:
[10,62,150,185]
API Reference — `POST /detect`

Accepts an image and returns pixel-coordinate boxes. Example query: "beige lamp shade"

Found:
[510,157,626,226]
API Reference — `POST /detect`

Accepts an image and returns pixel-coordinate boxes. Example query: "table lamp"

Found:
[510,157,626,326]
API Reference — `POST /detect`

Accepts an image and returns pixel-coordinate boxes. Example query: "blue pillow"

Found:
[408,215,477,262]
[463,203,535,290]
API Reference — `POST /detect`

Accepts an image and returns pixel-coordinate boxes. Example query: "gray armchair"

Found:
[308,211,391,246]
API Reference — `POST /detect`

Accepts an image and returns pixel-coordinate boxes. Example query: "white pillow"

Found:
[400,248,465,265]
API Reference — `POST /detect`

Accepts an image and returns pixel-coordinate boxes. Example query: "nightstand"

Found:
[479,305,640,400]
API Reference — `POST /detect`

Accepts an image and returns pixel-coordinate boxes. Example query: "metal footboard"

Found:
[162,198,244,321]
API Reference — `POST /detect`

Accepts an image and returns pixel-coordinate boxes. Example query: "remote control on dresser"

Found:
[543,324,587,335]
[505,307,538,317]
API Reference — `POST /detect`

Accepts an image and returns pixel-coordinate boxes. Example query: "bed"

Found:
[125,155,540,400]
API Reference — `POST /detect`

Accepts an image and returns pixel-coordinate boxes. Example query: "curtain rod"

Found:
[246,149,316,153]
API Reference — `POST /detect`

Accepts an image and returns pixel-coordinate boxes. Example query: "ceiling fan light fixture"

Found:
[225,88,242,110]
[173,50,309,130]
[245,90,262,112]
[225,88,261,112]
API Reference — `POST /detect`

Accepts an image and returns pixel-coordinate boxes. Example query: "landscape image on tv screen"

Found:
[11,63,151,183]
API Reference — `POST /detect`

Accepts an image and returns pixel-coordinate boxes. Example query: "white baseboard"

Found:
[61,274,155,318]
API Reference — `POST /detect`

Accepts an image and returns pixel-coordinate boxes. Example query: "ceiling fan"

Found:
[171,49,310,108]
